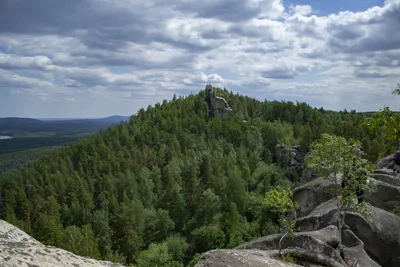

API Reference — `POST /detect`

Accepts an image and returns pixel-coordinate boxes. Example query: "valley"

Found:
[0,116,130,174]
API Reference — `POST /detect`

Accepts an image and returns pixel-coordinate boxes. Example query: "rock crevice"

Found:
[196,153,400,267]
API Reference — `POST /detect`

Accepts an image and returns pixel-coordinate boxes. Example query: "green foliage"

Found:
[164,235,189,262]
[186,253,201,267]
[190,225,225,253]
[264,186,299,252]
[0,146,61,174]
[282,250,301,264]
[391,83,400,95]
[264,186,298,215]
[392,205,400,217]
[306,133,360,181]
[305,133,375,247]
[62,224,100,258]
[136,243,183,267]
[0,86,390,265]
[362,106,400,147]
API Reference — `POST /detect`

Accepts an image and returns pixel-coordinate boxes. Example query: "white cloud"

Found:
[0,0,400,117]
[0,54,53,70]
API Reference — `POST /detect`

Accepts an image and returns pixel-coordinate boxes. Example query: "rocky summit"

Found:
[195,153,400,267]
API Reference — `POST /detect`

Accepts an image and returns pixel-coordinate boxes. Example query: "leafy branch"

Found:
[264,186,299,256]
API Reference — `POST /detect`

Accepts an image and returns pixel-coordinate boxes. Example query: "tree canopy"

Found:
[0,86,394,265]
[305,133,374,248]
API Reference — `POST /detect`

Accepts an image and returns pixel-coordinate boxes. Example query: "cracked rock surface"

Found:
[0,220,126,267]
[196,153,400,267]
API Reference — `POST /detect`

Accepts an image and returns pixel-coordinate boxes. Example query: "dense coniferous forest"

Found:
[0,87,396,266]
[0,146,61,174]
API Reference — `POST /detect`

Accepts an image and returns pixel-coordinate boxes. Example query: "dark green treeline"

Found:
[0,87,394,266]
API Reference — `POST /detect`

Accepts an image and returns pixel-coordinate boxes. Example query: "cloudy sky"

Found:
[0,0,399,118]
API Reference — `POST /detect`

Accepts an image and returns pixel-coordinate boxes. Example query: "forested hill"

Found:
[0,86,395,266]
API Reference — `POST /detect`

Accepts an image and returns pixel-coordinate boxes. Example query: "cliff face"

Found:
[0,220,126,267]
[205,84,233,119]
[196,153,400,267]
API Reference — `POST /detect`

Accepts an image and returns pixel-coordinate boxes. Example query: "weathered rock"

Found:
[365,178,400,213]
[205,84,233,119]
[370,172,400,187]
[341,229,382,267]
[293,177,341,217]
[195,153,400,267]
[236,225,345,267]
[276,144,307,172]
[296,198,400,267]
[342,245,382,267]
[236,225,340,251]
[376,154,396,170]
[345,206,400,267]
[195,249,303,267]
[0,220,126,267]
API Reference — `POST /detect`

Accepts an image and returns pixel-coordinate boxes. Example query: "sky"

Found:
[0,0,399,118]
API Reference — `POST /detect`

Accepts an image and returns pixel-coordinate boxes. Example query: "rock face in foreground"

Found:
[0,220,126,267]
[196,153,400,267]
[196,249,303,267]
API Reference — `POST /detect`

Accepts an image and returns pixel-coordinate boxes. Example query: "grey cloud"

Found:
[261,64,312,79]
[285,15,324,39]
[175,0,279,22]
[0,0,160,35]
[298,48,329,59]
[243,46,291,54]
[261,70,296,79]
[353,70,391,78]
[0,54,52,70]
[0,0,196,54]
[327,1,400,53]
[327,24,366,40]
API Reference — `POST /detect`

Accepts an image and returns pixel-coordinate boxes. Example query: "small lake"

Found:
[0,135,12,140]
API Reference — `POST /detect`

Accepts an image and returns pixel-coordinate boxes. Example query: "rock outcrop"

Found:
[0,220,126,267]
[276,144,316,182]
[196,153,400,267]
[205,84,233,119]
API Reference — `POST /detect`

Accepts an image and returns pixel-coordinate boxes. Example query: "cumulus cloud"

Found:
[0,54,53,70]
[0,0,400,117]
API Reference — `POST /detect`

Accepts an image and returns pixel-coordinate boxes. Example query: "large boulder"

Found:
[195,249,303,267]
[236,225,346,267]
[369,172,400,187]
[365,178,400,213]
[296,199,400,267]
[345,206,400,267]
[292,177,341,217]
[195,153,400,267]
[341,229,381,267]
[375,154,395,170]
[0,220,125,267]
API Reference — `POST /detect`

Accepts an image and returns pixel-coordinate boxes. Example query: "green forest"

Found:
[0,146,61,175]
[0,87,396,266]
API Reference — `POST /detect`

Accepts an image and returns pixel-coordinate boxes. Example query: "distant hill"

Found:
[0,117,45,133]
[93,115,130,124]
[0,115,131,136]
[0,115,132,157]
